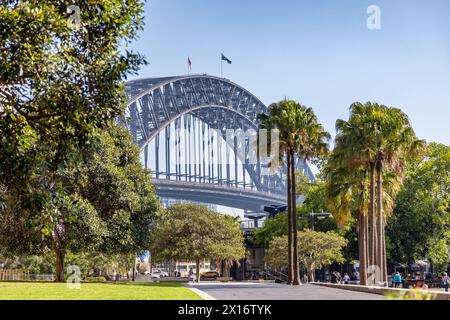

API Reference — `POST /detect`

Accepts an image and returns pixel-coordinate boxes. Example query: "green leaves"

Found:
[0,124,159,261]
[0,0,146,205]
[150,204,245,264]
[258,99,330,160]
[265,231,348,273]
[386,143,450,267]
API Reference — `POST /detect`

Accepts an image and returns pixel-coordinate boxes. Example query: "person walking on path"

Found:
[393,272,402,288]
[442,272,450,292]
[335,272,342,284]
[343,273,350,284]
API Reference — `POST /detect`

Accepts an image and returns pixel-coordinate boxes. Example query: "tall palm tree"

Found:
[370,107,426,283]
[325,128,370,285]
[258,100,330,285]
[329,102,425,285]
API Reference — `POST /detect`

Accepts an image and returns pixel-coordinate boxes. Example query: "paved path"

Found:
[189,282,383,300]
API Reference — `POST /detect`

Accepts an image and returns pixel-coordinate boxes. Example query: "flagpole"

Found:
[221,58,223,78]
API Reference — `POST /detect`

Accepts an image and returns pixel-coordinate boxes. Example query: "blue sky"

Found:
[126,0,450,145]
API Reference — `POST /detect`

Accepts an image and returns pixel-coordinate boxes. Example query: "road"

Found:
[189,282,384,300]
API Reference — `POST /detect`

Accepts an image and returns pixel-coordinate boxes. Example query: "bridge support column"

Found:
[202,122,206,183]
[144,144,148,169]
[165,126,170,180]
[155,133,160,179]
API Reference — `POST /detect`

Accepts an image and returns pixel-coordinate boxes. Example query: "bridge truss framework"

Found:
[120,75,313,196]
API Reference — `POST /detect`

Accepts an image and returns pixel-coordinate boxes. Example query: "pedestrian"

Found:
[335,272,342,284]
[442,272,450,292]
[394,272,402,288]
[303,273,308,284]
[343,273,350,285]
[188,268,193,281]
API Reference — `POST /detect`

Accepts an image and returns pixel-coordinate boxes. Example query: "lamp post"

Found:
[263,205,287,219]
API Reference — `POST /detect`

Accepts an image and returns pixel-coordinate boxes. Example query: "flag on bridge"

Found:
[221,53,232,64]
[188,57,192,71]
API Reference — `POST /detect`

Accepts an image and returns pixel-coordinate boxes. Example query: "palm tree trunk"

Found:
[369,161,377,279]
[286,152,293,284]
[358,212,368,285]
[382,219,388,284]
[376,159,385,286]
[365,209,370,273]
[291,152,301,285]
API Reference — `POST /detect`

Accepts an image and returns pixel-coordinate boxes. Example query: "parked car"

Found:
[200,271,220,279]
[150,272,162,279]
[150,271,168,278]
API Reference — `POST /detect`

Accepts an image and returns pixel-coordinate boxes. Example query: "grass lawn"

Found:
[0,281,202,300]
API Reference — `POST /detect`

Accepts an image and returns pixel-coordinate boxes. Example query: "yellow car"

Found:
[200,271,220,279]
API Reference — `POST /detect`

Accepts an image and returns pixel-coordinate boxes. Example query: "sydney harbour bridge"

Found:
[119,75,314,215]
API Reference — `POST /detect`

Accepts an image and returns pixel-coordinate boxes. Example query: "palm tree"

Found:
[258,100,330,285]
[328,102,425,285]
[325,132,370,285]
[370,107,426,283]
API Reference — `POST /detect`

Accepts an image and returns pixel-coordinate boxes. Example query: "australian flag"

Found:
[221,53,232,64]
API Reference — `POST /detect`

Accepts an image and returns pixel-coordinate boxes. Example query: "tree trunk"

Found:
[309,267,315,282]
[369,161,377,272]
[196,258,200,283]
[358,212,368,285]
[376,159,386,286]
[365,209,370,271]
[291,152,301,285]
[286,152,293,285]
[382,220,388,284]
[54,248,65,282]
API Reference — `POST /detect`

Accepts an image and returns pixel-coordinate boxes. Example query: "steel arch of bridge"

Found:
[121,74,313,195]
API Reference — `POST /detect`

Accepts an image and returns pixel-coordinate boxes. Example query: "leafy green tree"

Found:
[0,253,54,274]
[0,125,159,281]
[386,143,450,273]
[150,204,245,282]
[0,0,145,217]
[265,236,288,270]
[265,231,347,282]
[251,212,339,243]
[251,213,291,247]
[65,252,136,278]
[298,230,348,282]
[258,99,330,285]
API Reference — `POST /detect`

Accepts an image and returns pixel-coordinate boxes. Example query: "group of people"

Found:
[392,271,450,292]
[332,271,351,284]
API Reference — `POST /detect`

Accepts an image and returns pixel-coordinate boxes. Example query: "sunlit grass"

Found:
[0,281,202,300]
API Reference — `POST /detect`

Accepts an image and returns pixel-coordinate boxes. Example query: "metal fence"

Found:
[0,269,54,281]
